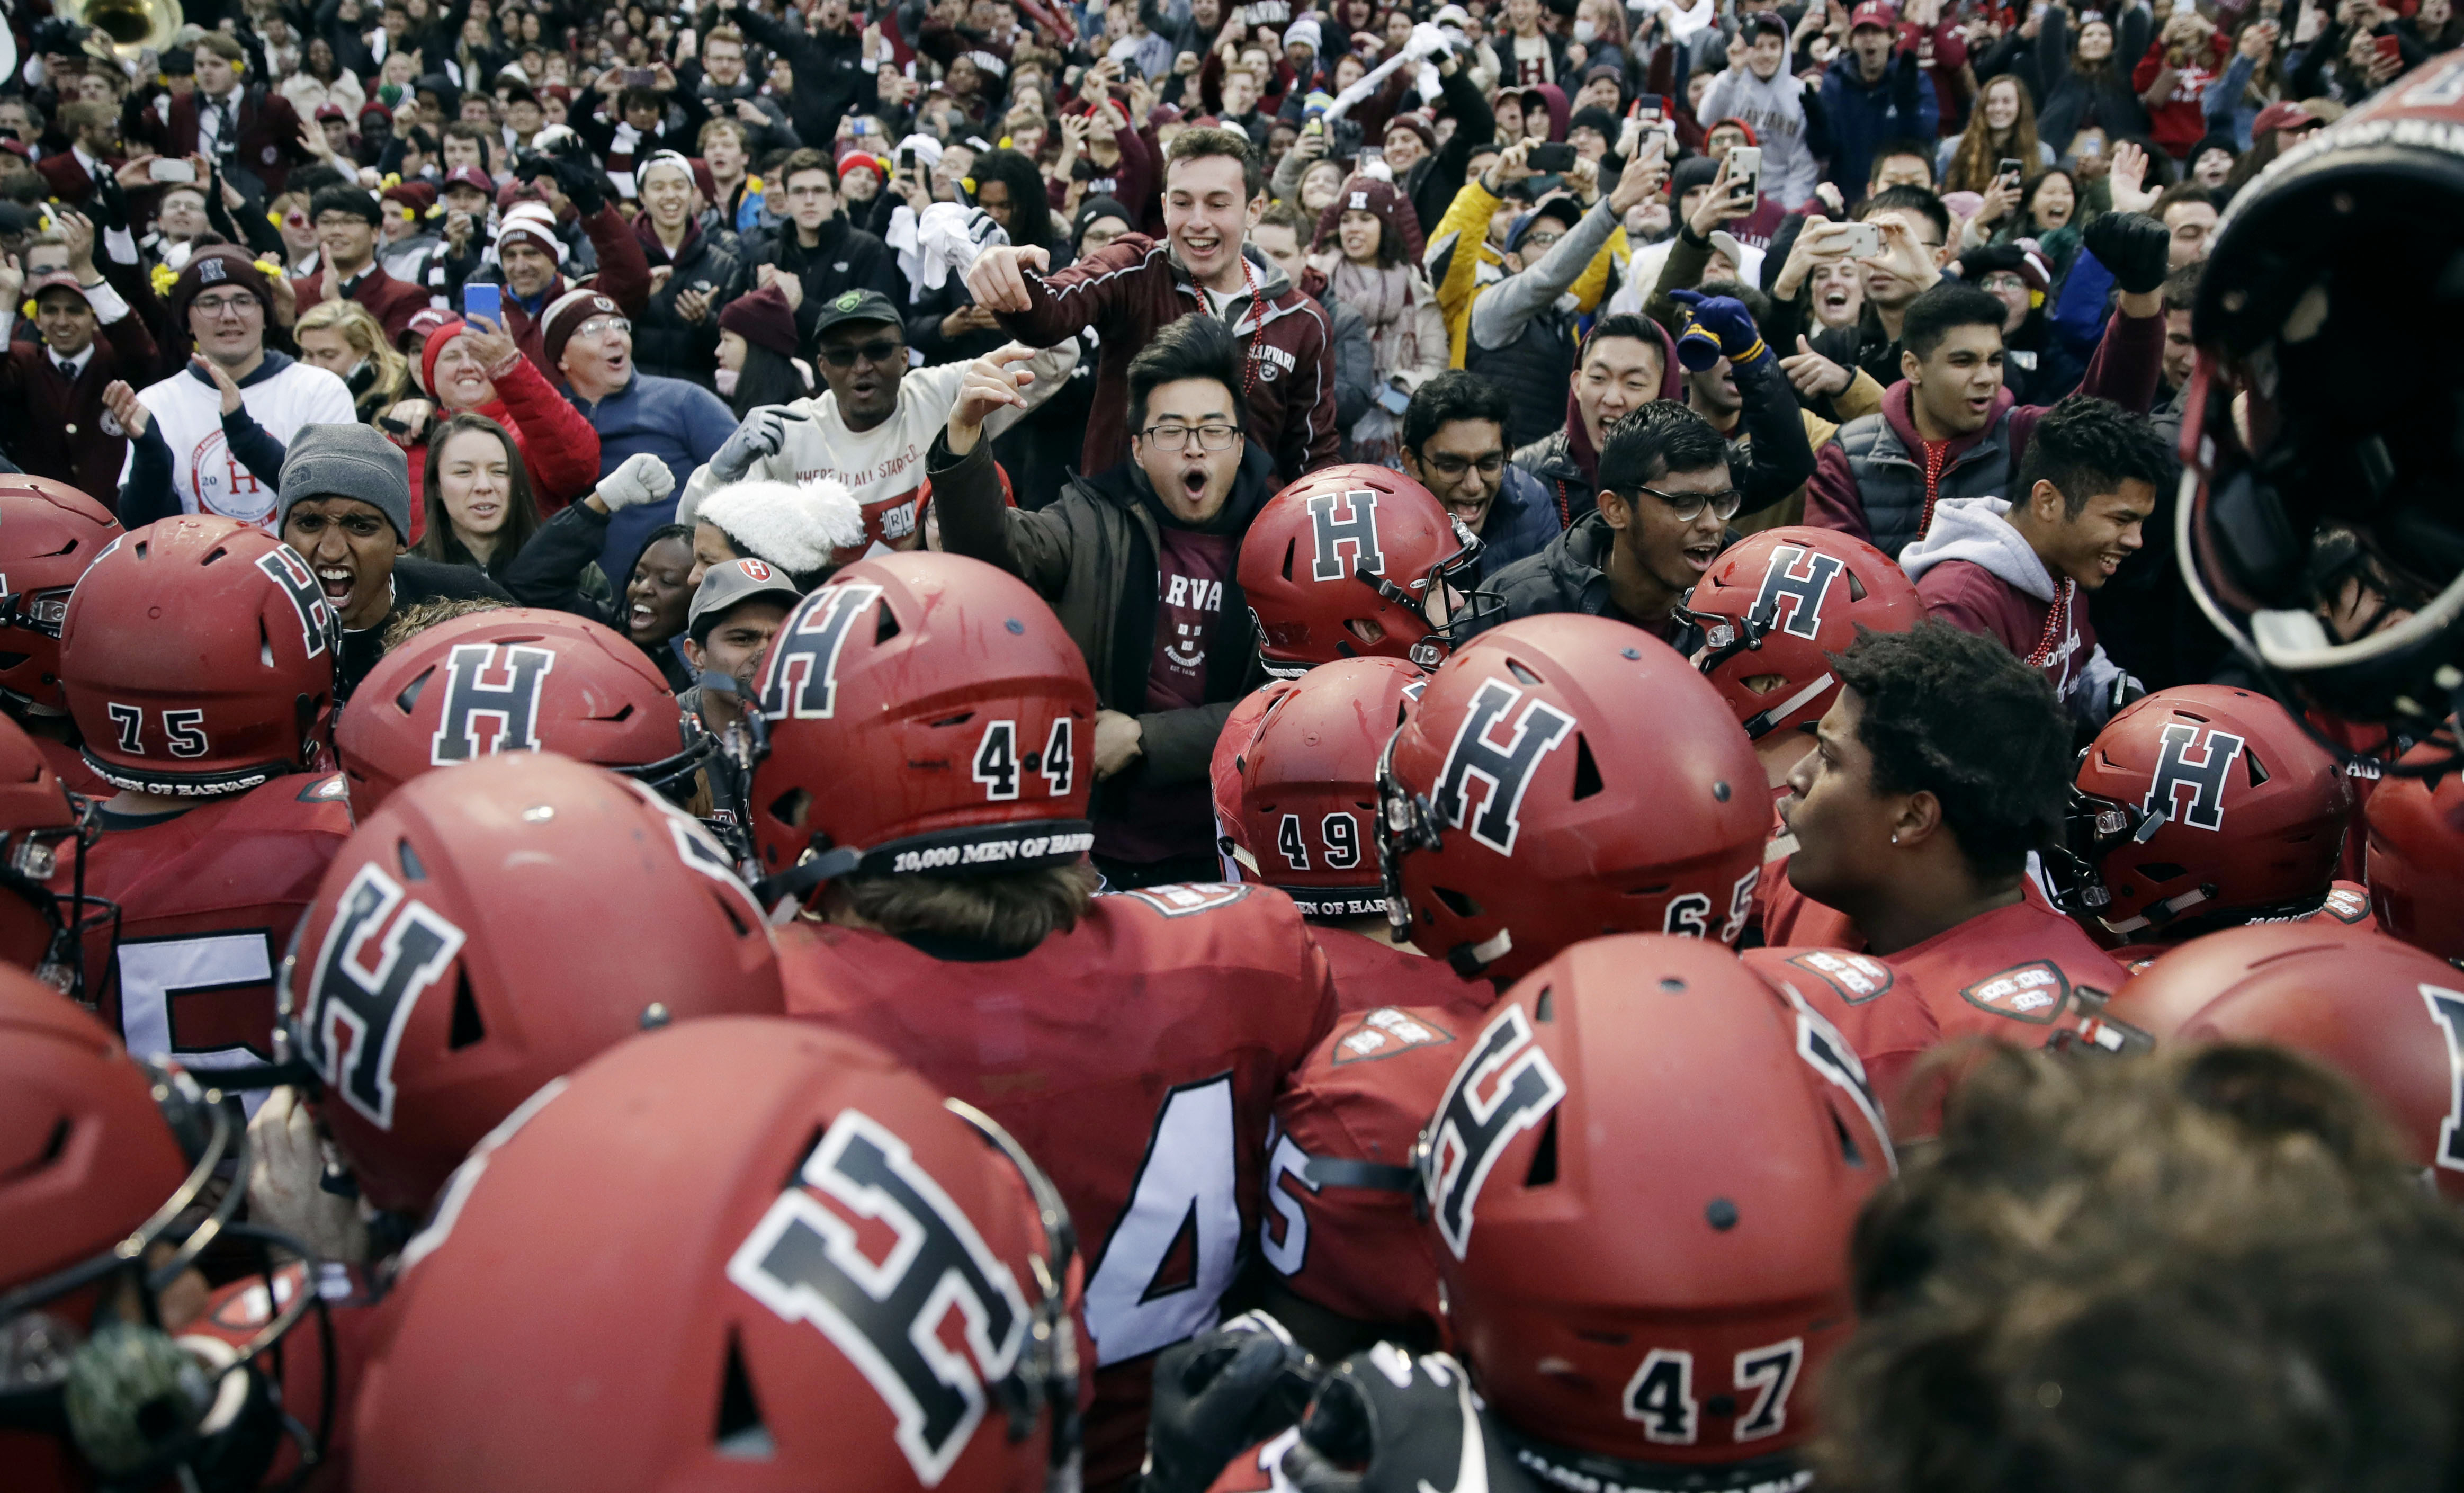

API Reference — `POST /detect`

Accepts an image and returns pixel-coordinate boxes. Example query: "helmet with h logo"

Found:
[2047,685,2354,938]
[1239,465,1485,677]
[1686,527,1923,740]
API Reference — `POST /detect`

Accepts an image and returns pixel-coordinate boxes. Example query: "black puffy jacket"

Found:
[631,219,750,392]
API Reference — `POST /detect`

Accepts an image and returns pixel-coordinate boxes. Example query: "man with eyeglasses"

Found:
[285,186,435,344]
[545,288,739,584]
[1396,370,1562,574]
[1471,401,1741,652]
[680,288,1073,565]
[747,149,902,346]
[929,315,1281,888]
[105,247,357,529]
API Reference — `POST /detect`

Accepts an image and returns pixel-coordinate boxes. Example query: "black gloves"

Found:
[522,156,608,216]
[2083,210,2172,297]
[1280,1348,1539,1493]
[1143,1315,1318,1493]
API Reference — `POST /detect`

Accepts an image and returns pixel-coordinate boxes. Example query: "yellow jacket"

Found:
[1424,175,1627,369]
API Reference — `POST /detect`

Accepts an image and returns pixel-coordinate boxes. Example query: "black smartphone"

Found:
[1997,155,2023,182]
[1528,141,1576,172]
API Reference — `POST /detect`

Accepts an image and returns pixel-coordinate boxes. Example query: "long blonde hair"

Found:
[1944,75,2045,195]
[295,298,409,412]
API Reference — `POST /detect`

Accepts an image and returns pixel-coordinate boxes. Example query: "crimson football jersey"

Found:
[776,882,1338,1492]
[1741,946,1941,1127]
[58,773,353,1085]
[2112,881,2382,975]
[1760,870,2129,1041]
[1260,1004,1470,1343]
[1315,926,1494,1021]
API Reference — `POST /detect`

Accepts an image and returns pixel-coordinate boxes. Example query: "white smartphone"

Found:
[1727,145,1761,197]
[150,158,198,183]
[1839,219,1884,258]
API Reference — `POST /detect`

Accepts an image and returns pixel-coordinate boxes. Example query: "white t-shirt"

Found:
[679,343,1078,560]
[122,355,357,528]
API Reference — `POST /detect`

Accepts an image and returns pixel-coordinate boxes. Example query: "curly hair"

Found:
[1822,1042,2464,1493]
[1832,622,2069,880]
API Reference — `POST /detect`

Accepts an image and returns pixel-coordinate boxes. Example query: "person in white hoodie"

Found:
[1897,394,2171,728]
[1695,14,1824,209]
[677,288,1074,568]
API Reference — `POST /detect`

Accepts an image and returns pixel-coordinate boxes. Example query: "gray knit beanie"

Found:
[276,423,414,542]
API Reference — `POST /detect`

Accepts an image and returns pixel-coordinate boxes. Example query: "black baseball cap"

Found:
[811,289,904,337]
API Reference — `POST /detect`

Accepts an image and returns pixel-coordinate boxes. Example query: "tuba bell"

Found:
[60,0,184,61]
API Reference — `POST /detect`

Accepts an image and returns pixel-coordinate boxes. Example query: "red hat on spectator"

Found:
[315,102,348,122]
[1711,114,1759,145]
[359,100,393,123]
[166,246,273,325]
[405,306,456,347]
[541,288,621,369]
[835,149,881,182]
[718,284,799,360]
[1383,110,1436,153]
[2252,99,2320,136]
[542,83,572,103]
[1849,1,1897,28]
[418,316,471,394]
[384,180,437,215]
[1311,174,1427,263]
[494,200,565,260]
[442,164,495,197]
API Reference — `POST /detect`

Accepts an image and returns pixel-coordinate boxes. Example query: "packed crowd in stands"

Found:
[3,0,2463,1486]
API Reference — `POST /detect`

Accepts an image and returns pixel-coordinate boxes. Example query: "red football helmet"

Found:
[2048,686,2354,938]
[2103,925,2464,1202]
[1215,657,1422,919]
[2178,51,2464,753]
[284,752,785,1217]
[58,517,339,796]
[1239,464,1484,677]
[1426,936,1890,1477]
[353,1017,1080,1493]
[337,607,714,819]
[748,552,1097,909]
[0,476,121,713]
[2364,744,2464,960]
[1,973,325,1491]
[0,713,99,994]
[1377,615,1765,982]
[1686,527,1922,739]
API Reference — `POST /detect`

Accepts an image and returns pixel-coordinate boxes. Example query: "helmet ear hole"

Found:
[713,1328,773,1459]
[1570,734,1603,801]
[446,972,486,1050]
[769,789,811,831]
[873,600,901,646]
[1522,1112,1559,1186]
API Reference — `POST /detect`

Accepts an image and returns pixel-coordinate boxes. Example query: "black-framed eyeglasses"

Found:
[1139,421,1241,452]
[1422,451,1507,479]
[818,337,903,367]
[1625,484,1744,523]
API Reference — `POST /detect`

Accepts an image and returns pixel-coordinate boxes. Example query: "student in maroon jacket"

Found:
[286,186,435,344]
[0,252,162,505]
[1899,394,2174,728]
[965,124,1340,485]
[128,35,308,200]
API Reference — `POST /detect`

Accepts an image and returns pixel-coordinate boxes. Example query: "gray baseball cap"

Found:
[688,556,803,643]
